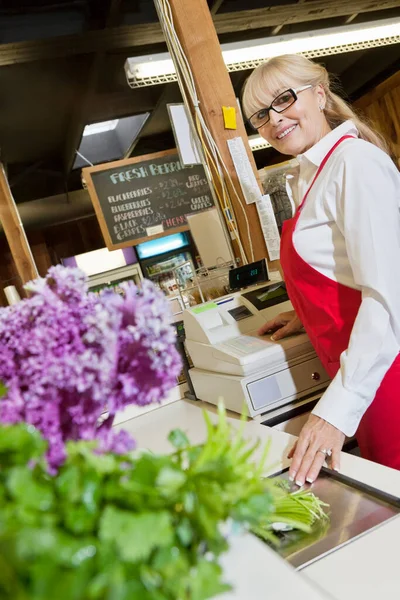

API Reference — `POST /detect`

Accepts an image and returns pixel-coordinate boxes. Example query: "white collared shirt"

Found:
[285,120,400,437]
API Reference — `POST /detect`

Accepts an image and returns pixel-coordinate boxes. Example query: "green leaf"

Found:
[168,428,189,449]
[0,381,7,398]
[233,492,275,524]
[29,560,95,600]
[7,466,54,511]
[99,506,174,563]
[0,424,47,465]
[156,466,186,495]
[187,559,231,600]
[63,504,98,535]
[65,441,118,474]
[12,526,96,569]
[176,517,193,547]
[56,465,82,502]
[0,402,328,600]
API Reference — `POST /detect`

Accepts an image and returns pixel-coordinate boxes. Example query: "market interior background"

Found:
[0,0,399,303]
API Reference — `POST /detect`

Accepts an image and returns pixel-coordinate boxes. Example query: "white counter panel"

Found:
[303,515,400,600]
[114,398,400,600]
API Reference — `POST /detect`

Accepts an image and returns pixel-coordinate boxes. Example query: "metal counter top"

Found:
[273,467,400,570]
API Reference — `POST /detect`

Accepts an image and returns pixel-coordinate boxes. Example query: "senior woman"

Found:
[242,54,400,486]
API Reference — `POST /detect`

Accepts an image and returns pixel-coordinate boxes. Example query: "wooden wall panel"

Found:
[354,71,400,166]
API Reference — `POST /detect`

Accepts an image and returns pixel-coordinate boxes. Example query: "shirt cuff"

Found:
[311,373,368,437]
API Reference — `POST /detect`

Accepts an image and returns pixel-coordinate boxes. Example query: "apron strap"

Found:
[298,134,356,212]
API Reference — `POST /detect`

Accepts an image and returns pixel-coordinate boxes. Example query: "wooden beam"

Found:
[0,0,397,66]
[0,164,38,286]
[29,232,53,278]
[354,69,400,109]
[345,13,359,24]
[168,0,274,267]
[210,0,225,15]
[271,24,284,35]
[212,1,398,35]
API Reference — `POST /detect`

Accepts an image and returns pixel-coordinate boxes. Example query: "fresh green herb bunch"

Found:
[0,406,327,600]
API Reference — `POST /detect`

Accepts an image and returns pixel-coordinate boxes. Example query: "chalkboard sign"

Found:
[83,149,215,250]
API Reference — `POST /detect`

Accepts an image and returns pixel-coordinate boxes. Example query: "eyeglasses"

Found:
[248,85,312,130]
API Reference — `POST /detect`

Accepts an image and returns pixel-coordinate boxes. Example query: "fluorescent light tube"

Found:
[125,53,175,80]
[222,18,400,67]
[125,17,400,86]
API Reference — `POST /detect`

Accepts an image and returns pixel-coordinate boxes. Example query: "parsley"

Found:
[0,405,327,599]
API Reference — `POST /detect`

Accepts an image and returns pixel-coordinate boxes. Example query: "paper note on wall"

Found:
[256,194,280,261]
[222,106,237,129]
[227,137,263,205]
[187,208,234,268]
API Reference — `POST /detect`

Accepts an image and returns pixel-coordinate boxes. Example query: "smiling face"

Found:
[257,84,331,156]
[243,55,333,157]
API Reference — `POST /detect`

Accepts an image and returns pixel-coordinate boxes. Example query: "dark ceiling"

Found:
[1,0,400,204]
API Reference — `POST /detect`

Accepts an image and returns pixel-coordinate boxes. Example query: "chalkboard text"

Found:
[88,152,214,247]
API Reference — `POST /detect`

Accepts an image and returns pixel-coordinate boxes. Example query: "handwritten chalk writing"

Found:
[158,178,180,189]
[149,161,183,176]
[107,189,152,202]
[163,216,187,228]
[115,226,146,241]
[161,188,186,200]
[110,166,149,183]
[186,175,208,188]
[89,152,214,246]
[112,207,154,221]
[111,202,153,214]
[190,195,212,211]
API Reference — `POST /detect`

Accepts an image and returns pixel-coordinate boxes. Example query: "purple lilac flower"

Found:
[0,266,182,470]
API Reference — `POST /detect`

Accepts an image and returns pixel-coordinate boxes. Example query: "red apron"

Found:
[280,135,400,470]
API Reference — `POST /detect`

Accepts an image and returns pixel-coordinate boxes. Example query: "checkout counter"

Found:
[183,266,330,433]
[114,399,400,600]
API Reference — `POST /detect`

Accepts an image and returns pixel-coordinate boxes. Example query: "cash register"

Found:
[183,260,330,421]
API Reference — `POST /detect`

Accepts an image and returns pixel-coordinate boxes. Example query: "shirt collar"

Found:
[296,120,358,167]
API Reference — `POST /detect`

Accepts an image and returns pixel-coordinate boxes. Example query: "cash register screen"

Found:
[242,282,288,312]
[229,259,269,291]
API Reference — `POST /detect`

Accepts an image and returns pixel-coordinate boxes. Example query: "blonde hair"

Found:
[242,54,388,153]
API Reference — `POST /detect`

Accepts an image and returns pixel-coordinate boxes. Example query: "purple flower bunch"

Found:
[0,266,182,470]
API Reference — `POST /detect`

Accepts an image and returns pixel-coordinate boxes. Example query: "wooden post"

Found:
[168,0,280,270]
[0,163,38,287]
[29,232,53,277]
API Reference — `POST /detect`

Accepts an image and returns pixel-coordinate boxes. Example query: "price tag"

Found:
[146,224,164,237]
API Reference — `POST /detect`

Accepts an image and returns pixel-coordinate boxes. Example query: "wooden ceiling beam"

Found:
[0,0,397,66]
[210,0,225,15]
[345,13,359,24]
[212,0,398,35]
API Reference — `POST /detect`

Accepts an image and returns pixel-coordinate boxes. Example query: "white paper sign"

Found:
[146,224,164,237]
[227,137,263,205]
[167,103,202,166]
[256,194,280,261]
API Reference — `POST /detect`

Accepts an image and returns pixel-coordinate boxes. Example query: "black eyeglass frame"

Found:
[247,85,313,131]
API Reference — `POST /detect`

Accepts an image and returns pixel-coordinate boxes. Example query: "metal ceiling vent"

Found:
[125,17,400,88]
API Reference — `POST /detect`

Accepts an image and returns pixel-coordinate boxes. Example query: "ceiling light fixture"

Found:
[125,17,400,88]
[82,119,119,136]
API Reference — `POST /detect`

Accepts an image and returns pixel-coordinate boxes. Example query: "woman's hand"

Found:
[288,414,346,485]
[258,310,303,341]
